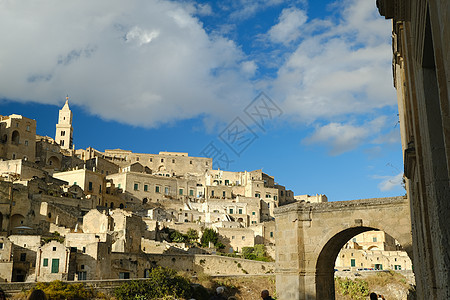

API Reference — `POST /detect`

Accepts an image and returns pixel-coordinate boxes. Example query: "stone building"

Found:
[107,171,198,205]
[0,236,13,282]
[52,169,107,207]
[377,0,449,298]
[36,240,71,281]
[0,114,36,162]
[9,235,41,282]
[76,149,212,177]
[335,231,412,271]
[217,227,255,253]
[0,159,46,181]
[54,97,73,150]
[35,136,62,172]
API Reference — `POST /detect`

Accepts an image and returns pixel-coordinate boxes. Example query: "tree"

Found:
[170,230,187,243]
[186,228,199,243]
[200,228,218,247]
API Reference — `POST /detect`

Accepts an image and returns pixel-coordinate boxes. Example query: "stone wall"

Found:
[274,196,412,299]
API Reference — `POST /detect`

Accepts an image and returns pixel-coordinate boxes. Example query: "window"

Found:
[270,232,273,238]
[179,189,183,195]
[61,131,65,136]
[373,237,377,242]
[172,159,175,163]
[144,184,148,192]
[51,259,60,273]
[161,159,164,163]
[232,236,235,239]
[222,191,226,197]
[136,157,139,161]
[156,186,160,193]
[134,183,139,191]
[266,194,271,198]
[190,160,192,164]
[26,125,30,131]
[0,243,3,249]
[164,187,169,195]
[255,193,260,198]
[274,196,277,201]
[149,158,152,162]
[20,253,26,261]
[118,183,121,188]
[61,140,65,146]
[99,185,102,193]
[281,191,284,196]
[211,190,214,197]
[189,189,194,196]
[88,182,93,191]
[82,247,86,253]
[24,140,28,146]
[350,259,356,267]
[43,258,48,267]
[225,180,229,185]
[53,247,57,251]
[119,272,130,279]
[252,211,256,215]
[78,271,87,280]
[352,238,357,242]
[241,236,245,240]
[238,208,242,214]
[229,208,234,214]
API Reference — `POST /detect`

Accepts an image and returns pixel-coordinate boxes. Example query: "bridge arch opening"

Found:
[315,226,412,299]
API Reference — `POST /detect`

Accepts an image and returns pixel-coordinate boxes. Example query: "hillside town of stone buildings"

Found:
[0,98,411,282]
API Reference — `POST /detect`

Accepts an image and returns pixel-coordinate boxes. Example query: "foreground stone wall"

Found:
[148,254,274,276]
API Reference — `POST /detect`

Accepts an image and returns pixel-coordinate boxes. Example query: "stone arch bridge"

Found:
[274,196,412,299]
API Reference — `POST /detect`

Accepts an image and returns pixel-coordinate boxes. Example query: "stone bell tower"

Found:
[55,96,73,149]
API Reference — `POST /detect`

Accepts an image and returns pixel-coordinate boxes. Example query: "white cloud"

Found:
[268,7,307,44]
[303,122,370,155]
[0,0,254,127]
[241,61,258,76]
[125,27,160,46]
[302,116,390,155]
[375,172,404,191]
[271,0,396,124]
[195,3,213,16]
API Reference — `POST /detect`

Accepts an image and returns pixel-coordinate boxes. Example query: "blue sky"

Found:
[0,0,405,201]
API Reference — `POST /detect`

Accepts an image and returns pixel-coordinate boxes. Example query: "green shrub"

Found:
[335,277,369,300]
[32,280,98,299]
[115,267,192,300]
[241,245,272,261]
[170,230,187,243]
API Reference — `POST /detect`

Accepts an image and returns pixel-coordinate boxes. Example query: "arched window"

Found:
[11,131,20,145]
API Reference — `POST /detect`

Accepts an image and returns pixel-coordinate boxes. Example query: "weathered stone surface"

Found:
[274,196,411,299]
